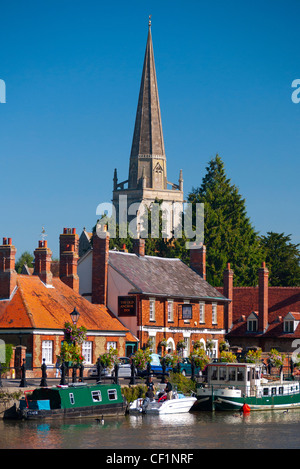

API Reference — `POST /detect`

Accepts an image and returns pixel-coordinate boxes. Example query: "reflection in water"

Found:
[1,410,300,449]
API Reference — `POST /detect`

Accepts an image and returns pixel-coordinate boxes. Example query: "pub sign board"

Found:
[118,296,136,317]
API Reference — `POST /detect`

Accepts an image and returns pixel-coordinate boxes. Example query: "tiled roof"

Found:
[217,286,300,339]
[0,275,129,333]
[108,251,228,301]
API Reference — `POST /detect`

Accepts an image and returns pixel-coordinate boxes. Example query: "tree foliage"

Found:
[15,251,34,274]
[259,232,300,286]
[188,155,264,286]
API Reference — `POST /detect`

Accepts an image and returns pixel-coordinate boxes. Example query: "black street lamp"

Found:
[70,307,80,326]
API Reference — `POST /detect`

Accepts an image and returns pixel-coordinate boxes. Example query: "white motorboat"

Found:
[129,390,197,415]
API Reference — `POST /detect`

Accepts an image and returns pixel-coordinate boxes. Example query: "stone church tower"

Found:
[112,19,184,229]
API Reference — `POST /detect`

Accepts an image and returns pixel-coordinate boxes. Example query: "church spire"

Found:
[129,18,166,189]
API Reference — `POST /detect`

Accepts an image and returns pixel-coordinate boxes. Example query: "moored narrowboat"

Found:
[10,382,126,420]
[195,362,300,412]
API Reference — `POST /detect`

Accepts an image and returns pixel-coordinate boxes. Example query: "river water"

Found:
[1,409,300,450]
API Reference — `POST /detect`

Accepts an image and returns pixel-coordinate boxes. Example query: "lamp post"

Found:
[70,308,80,383]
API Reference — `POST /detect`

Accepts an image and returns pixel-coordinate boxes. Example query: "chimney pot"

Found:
[59,228,79,292]
[258,262,269,332]
[133,238,145,257]
[34,240,52,285]
[91,230,110,305]
[0,238,17,299]
[190,244,206,280]
[223,262,233,331]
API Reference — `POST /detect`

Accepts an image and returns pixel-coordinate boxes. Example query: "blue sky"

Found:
[0,0,299,260]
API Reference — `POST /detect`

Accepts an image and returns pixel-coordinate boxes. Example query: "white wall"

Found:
[107,267,138,336]
[78,251,93,302]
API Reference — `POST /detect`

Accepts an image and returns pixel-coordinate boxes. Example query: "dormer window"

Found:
[284,320,294,333]
[283,312,300,333]
[247,312,258,332]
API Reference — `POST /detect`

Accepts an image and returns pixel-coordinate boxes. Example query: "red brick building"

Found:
[217,263,300,353]
[78,226,230,358]
[0,232,136,377]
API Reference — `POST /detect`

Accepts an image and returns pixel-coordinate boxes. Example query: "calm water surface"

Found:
[1,410,300,449]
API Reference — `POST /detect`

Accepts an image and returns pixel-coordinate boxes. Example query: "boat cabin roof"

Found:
[207,362,260,368]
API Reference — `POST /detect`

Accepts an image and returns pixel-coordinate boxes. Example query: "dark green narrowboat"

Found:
[16,383,126,420]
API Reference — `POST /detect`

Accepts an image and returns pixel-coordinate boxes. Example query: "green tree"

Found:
[259,232,300,286]
[15,251,34,274]
[188,154,264,286]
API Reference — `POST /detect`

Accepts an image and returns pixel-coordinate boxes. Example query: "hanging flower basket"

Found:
[63,322,87,345]
[190,349,210,370]
[219,351,237,363]
[161,353,180,367]
[130,348,151,370]
[98,347,119,369]
[245,349,262,364]
[59,342,84,365]
[159,339,168,348]
[177,340,186,351]
[268,349,285,368]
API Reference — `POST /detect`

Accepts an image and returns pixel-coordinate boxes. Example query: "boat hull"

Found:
[214,394,300,411]
[20,402,126,420]
[196,387,300,411]
[6,383,126,420]
[129,397,197,415]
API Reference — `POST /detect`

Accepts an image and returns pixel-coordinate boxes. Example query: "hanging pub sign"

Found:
[181,304,193,320]
[118,296,136,317]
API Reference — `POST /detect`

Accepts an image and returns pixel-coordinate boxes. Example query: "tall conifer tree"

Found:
[188,155,264,286]
[259,232,300,286]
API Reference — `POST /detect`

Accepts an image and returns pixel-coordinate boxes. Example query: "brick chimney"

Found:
[34,240,53,285]
[92,224,110,305]
[133,237,145,257]
[223,263,233,331]
[0,237,17,299]
[59,228,79,292]
[190,244,206,280]
[258,262,269,333]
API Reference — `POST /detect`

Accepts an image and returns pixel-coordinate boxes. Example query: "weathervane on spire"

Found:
[149,15,152,27]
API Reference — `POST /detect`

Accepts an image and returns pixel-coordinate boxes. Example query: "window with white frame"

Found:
[167,300,174,322]
[284,320,294,333]
[248,319,258,332]
[91,390,102,402]
[42,340,53,365]
[210,340,218,359]
[107,341,117,351]
[183,299,191,323]
[247,312,258,332]
[148,335,156,353]
[212,303,217,324]
[82,341,92,364]
[183,337,190,356]
[149,298,155,321]
[199,302,205,323]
